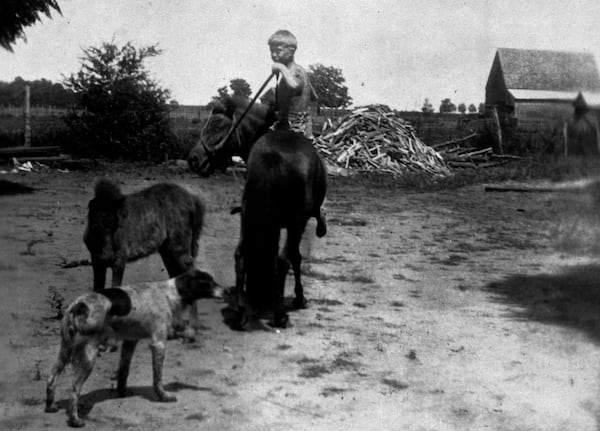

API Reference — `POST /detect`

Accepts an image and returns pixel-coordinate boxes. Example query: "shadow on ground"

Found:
[52,381,211,418]
[484,263,600,343]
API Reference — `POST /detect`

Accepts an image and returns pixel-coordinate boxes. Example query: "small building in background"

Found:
[569,91,600,155]
[485,48,600,131]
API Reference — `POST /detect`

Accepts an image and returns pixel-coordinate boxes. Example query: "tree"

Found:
[478,103,486,114]
[439,98,457,113]
[468,103,477,113]
[421,98,434,113]
[229,78,252,99]
[1,0,61,51]
[308,63,352,108]
[0,77,77,107]
[458,103,466,114]
[64,41,172,160]
[209,78,252,106]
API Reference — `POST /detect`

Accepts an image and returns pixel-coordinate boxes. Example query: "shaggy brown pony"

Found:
[84,179,205,291]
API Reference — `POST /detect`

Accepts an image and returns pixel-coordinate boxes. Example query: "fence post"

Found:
[24,85,31,147]
[563,121,568,157]
[490,106,503,155]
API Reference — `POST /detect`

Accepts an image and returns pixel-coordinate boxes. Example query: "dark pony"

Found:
[233,129,327,329]
[187,96,276,176]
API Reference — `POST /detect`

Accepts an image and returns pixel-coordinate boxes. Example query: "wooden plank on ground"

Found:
[0,146,61,157]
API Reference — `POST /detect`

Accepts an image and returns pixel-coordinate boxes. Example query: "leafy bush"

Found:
[64,42,172,161]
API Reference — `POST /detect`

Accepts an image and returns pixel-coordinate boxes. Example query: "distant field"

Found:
[0,114,202,159]
[0,114,70,148]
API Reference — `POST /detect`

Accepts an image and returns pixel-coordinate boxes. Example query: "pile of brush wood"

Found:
[315,105,452,177]
[431,134,521,169]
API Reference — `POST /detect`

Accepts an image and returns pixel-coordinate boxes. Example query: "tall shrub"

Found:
[64,42,172,160]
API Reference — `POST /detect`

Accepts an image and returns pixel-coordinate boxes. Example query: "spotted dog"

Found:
[45,268,223,428]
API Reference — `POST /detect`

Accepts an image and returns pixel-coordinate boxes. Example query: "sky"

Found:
[2,0,600,110]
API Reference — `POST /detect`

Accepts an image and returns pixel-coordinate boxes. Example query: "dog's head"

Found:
[175,268,223,304]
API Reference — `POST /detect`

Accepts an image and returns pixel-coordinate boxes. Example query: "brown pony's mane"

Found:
[188,95,275,175]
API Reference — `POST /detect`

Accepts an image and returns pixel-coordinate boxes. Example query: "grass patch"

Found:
[321,386,348,397]
[299,364,331,379]
[381,378,409,391]
[311,298,343,306]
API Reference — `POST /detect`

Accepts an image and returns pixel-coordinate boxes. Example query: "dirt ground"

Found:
[2,162,600,431]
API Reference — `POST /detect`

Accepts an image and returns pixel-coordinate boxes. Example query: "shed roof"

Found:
[508,89,578,101]
[497,48,600,92]
[575,91,600,108]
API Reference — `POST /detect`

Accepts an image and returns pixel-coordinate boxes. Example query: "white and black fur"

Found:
[45,268,223,428]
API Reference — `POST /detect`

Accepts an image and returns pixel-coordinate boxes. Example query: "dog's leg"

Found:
[116,340,138,397]
[149,340,176,402]
[181,302,198,343]
[45,342,70,413]
[160,250,195,342]
[67,342,98,428]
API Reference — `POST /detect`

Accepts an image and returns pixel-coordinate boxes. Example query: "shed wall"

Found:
[514,101,573,130]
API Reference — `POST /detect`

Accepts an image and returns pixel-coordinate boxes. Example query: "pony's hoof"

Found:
[45,403,59,413]
[293,296,307,309]
[158,393,177,402]
[316,223,327,238]
[67,417,85,427]
[272,313,289,328]
[229,307,249,331]
[182,327,196,343]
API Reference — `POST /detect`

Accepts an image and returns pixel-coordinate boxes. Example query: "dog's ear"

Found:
[176,269,222,302]
[99,288,132,316]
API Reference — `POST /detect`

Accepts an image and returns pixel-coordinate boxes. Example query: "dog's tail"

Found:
[66,300,108,337]
[59,302,90,354]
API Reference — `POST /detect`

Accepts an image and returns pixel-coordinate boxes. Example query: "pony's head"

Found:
[188,96,274,176]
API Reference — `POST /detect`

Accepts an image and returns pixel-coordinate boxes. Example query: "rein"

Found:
[210,73,277,155]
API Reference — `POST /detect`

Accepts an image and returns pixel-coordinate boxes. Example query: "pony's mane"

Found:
[204,95,274,143]
[216,95,272,121]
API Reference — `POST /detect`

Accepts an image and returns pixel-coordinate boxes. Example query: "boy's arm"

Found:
[272,63,304,93]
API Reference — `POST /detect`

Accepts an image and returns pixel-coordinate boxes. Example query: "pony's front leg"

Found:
[232,243,249,330]
[91,258,107,292]
[111,262,125,287]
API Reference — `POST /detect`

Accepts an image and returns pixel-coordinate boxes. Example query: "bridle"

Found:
[197,72,277,170]
[199,112,242,166]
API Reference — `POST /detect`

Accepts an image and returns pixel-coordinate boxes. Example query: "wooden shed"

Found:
[485,48,600,130]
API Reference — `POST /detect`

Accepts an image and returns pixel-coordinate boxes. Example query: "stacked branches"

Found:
[315,105,451,177]
[432,134,522,169]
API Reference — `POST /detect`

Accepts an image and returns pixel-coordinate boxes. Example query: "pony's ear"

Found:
[222,97,238,118]
[209,100,227,114]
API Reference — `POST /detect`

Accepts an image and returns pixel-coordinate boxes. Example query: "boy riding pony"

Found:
[268,29,314,139]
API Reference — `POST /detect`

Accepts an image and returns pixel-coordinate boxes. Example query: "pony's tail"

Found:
[191,195,205,259]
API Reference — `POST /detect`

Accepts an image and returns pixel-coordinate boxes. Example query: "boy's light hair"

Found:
[268,29,297,50]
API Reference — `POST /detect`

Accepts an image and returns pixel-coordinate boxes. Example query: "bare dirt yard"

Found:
[2,162,600,430]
